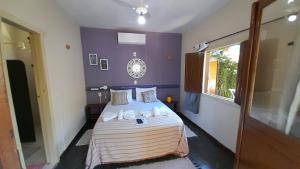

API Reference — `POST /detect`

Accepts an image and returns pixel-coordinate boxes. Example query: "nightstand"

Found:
[163,101,177,112]
[85,103,107,122]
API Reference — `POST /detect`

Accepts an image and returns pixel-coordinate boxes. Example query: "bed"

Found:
[85,100,189,169]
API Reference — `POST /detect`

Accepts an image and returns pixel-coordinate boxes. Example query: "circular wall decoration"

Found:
[127,58,147,79]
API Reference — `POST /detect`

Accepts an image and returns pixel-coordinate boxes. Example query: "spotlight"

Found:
[288,14,297,22]
[138,15,146,25]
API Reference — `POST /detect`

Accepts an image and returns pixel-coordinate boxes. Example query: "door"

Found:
[0,51,22,169]
[235,0,300,169]
[7,60,36,142]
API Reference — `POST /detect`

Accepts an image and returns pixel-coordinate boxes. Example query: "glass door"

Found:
[250,0,300,140]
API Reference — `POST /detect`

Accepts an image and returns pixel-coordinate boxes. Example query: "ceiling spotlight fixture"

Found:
[134,0,149,25]
[288,13,298,22]
[138,14,146,25]
[115,0,150,25]
[135,7,148,15]
[288,0,294,4]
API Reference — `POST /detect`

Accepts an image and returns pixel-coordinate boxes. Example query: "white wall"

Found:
[180,0,256,152]
[0,0,86,163]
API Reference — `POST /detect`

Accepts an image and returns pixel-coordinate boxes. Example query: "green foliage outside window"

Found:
[211,52,238,99]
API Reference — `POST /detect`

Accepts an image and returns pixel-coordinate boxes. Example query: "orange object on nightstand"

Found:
[166,96,173,103]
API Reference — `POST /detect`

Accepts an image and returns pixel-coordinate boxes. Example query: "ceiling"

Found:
[55,0,231,33]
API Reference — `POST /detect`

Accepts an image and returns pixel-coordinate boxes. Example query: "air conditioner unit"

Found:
[118,32,146,45]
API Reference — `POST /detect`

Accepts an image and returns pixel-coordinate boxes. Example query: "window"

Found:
[204,44,240,100]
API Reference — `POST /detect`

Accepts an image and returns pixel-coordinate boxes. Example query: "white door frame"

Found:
[0,11,59,168]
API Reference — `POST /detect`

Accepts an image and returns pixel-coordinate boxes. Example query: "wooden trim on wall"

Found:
[86,84,180,91]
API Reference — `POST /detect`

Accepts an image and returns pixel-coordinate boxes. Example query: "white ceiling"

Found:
[56,0,231,33]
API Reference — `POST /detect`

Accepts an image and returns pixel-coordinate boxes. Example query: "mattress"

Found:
[85,100,189,169]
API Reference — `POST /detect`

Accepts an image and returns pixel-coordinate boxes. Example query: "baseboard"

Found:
[178,112,235,157]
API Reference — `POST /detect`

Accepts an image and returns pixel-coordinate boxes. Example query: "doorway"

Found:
[1,21,47,168]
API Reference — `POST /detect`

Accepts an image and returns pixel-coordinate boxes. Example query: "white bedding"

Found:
[101,100,170,118]
[86,100,189,169]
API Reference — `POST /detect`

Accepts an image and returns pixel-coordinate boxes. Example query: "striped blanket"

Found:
[85,101,189,169]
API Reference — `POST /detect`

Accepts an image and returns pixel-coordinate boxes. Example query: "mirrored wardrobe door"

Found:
[250,0,300,139]
[236,0,300,169]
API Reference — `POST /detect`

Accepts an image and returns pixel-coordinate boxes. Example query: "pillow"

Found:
[142,90,158,103]
[111,92,128,105]
[110,89,133,102]
[136,87,157,102]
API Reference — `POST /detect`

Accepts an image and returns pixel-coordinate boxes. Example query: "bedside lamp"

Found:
[98,85,108,104]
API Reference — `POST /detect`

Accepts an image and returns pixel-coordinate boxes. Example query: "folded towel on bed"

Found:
[140,110,153,118]
[153,107,161,116]
[118,110,124,120]
[123,110,136,120]
[153,107,172,117]
[102,112,117,122]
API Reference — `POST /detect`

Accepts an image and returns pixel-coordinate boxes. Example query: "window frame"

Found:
[203,43,241,101]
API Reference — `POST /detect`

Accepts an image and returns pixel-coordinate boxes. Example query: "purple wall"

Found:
[80,27,182,104]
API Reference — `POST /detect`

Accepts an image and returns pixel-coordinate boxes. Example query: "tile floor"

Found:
[21,125,46,166]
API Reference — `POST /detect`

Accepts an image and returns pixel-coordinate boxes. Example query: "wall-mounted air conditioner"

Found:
[118,32,146,45]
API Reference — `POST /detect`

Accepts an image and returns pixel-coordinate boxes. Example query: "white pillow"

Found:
[110,89,133,102]
[136,87,157,102]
